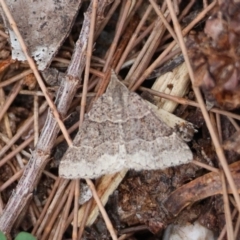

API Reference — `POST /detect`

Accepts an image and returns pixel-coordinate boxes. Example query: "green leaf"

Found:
[15,232,37,240]
[0,231,6,240]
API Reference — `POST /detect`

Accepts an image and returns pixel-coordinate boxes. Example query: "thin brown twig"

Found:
[118,233,134,240]
[95,1,139,99]
[203,0,208,8]
[31,201,40,218]
[0,135,34,168]
[124,0,142,28]
[112,15,139,72]
[0,169,23,192]
[216,113,222,142]
[85,178,118,240]
[218,209,238,240]
[0,124,24,168]
[73,180,80,240]
[227,117,240,131]
[5,161,16,174]
[42,170,57,180]
[77,199,93,240]
[0,130,24,169]
[178,0,196,21]
[0,29,8,38]
[139,86,240,121]
[80,0,97,126]
[55,121,80,146]
[29,205,37,226]
[0,69,32,88]
[209,112,218,140]
[234,210,240,238]
[192,160,219,173]
[95,0,121,39]
[3,114,12,140]
[220,172,234,240]
[116,0,128,31]
[0,90,13,140]
[132,20,155,50]
[52,217,62,240]
[216,114,234,239]
[0,79,23,122]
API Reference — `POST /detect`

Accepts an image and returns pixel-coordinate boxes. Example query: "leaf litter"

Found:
[0,0,240,239]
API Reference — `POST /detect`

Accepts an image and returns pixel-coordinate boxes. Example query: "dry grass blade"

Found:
[73,179,80,240]
[221,172,234,240]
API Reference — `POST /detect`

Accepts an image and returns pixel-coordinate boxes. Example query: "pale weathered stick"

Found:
[0,0,111,234]
[74,0,97,238]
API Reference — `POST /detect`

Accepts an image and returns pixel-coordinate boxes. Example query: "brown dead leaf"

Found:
[0,0,82,70]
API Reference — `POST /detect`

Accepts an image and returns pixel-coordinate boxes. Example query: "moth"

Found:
[59,72,193,179]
